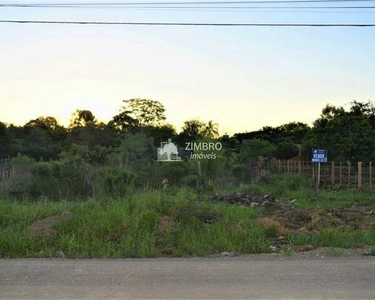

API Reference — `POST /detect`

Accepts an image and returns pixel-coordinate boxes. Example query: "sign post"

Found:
[311,148,327,197]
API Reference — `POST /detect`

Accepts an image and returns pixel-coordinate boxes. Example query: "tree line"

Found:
[0,99,374,163]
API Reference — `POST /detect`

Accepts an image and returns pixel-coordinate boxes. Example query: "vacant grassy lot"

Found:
[1,175,375,258]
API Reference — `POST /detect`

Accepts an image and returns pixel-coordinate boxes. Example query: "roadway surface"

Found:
[1,257,374,299]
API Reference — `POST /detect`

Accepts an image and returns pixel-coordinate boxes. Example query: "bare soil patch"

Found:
[26,212,73,238]
[214,191,375,237]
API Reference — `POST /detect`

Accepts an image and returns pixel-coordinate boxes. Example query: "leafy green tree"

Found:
[0,122,12,158]
[239,139,275,162]
[302,101,375,161]
[178,119,205,143]
[108,111,139,132]
[177,119,220,145]
[117,134,156,168]
[143,123,177,145]
[22,126,60,160]
[277,122,310,144]
[235,126,283,144]
[201,120,219,139]
[274,141,299,160]
[120,99,166,127]
[235,122,309,144]
[25,116,59,130]
[66,123,114,148]
[24,116,67,144]
[234,139,275,182]
[69,110,97,128]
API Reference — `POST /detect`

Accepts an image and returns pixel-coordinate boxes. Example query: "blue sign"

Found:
[312,148,327,163]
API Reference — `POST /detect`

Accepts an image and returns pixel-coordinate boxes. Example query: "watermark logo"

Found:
[185,142,222,160]
[158,139,222,162]
[157,139,181,162]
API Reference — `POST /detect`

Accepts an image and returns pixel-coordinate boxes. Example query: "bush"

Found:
[258,174,312,197]
[240,139,275,162]
[274,141,299,160]
[161,162,191,185]
[8,153,90,201]
[102,168,136,197]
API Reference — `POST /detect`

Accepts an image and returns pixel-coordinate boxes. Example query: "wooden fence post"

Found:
[331,161,335,186]
[358,162,362,190]
[287,160,290,174]
[339,162,342,186]
[312,162,315,181]
[197,161,202,199]
[370,162,372,189]
[278,160,281,173]
[317,163,321,186]
[298,161,301,175]
[348,162,351,187]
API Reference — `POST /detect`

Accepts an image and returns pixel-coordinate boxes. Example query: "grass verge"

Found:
[1,175,375,258]
[0,188,270,258]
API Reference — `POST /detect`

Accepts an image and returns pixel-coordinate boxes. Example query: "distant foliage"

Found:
[239,139,275,162]
[301,101,375,161]
[274,141,299,160]
[2,100,375,200]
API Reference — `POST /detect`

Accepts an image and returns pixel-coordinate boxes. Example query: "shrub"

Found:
[274,141,299,160]
[103,168,136,197]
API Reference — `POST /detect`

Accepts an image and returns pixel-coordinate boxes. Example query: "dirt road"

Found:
[1,256,374,300]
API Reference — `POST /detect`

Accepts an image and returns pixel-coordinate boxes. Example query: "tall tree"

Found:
[108,111,139,132]
[179,119,205,142]
[120,99,166,127]
[302,101,375,161]
[0,122,12,158]
[25,116,60,130]
[202,120,219,139]
[69,110,97,128]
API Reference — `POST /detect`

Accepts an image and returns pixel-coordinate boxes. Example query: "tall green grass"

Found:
[0,188,271,258]
[1,176,375,258]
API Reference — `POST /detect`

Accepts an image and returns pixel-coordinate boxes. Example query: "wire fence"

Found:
[270,159,375,189]
[2,157,374,190]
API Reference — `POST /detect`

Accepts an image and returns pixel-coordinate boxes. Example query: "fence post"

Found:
[358,161,362,190]
[339,162,342,186]
[278,160,281,173]
[197,161,202,198]
[287,160,290,174]
[317,163,321,186]
[370,162,372,189]
[348,162,351,187]
[312,162,315,181]
[298,161,301,175]
[331,161,335,186]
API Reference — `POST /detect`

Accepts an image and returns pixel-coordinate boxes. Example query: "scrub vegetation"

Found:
[1,100,375,258]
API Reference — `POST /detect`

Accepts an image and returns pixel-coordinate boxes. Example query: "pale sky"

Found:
[1,1,374,134]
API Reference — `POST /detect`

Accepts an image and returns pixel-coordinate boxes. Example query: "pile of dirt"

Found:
[256,217,288,234]
[213,191,375,253]
[26,212,73,238]
[213,190,375,236]
[261,204,375,235]
[320,205,375,230]
[213,191,276,207]
[269,206,314,231]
